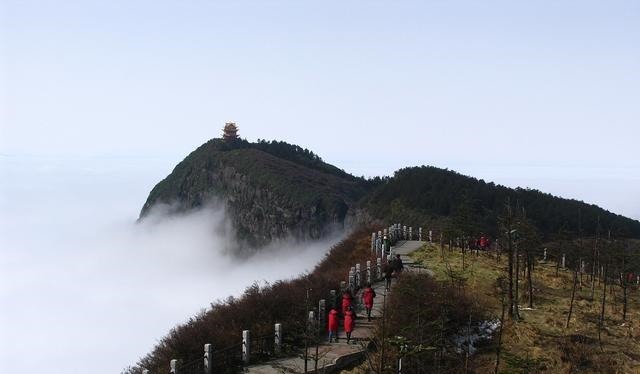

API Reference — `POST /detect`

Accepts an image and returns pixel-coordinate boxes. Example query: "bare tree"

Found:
[566,267,578,328]
[498,198,516,319]
[598,262,609,349]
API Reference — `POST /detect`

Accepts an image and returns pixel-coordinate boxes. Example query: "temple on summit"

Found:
[223,122,239,141]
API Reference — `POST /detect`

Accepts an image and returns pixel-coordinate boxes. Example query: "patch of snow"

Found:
[452,319,501,355]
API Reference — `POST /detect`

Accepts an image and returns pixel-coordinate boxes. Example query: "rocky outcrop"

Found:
[140,139,369,248]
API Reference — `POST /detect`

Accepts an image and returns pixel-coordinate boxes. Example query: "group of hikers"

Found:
[326,254,404,344]
[327,284,375,344]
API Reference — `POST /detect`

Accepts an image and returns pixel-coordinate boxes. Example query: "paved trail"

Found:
[246,240,430,373]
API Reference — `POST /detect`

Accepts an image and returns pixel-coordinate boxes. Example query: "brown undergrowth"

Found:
[127,227,379,374]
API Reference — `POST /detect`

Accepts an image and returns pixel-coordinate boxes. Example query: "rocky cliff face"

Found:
[140,139,370,248]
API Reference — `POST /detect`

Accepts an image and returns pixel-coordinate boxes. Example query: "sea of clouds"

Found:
[0,156,343,373]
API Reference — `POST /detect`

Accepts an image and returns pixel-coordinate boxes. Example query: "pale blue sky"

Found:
[1,0,639,218]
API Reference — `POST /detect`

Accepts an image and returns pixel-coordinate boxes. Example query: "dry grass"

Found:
[410,243,640,373]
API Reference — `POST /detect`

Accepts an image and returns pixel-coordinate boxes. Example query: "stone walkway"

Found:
[246,240,429,373]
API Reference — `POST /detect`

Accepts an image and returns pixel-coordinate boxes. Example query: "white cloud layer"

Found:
[0,156,343,373]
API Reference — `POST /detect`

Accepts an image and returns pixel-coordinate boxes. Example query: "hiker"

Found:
[479,235,488,250]
[341,290,353,315]
[361,283,377,321]
[383,262,394,291]
[344,306,355,343]
[327,308,339,342]
[393,254,404,274]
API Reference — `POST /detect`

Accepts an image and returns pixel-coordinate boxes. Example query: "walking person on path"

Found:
[392,254,404,274]
[327,308,339,343]
[341,290,353,315]
[344,307,355,344]
[383,262,394,291]
[361,283,376,321]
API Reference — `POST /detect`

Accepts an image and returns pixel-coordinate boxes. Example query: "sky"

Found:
[1,0,639,218]
[0,1,639,371]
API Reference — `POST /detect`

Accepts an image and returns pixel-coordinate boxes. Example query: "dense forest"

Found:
[141,138,640,243]
[362,166,640,240]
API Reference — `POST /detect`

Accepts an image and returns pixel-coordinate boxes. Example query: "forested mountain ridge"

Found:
[140,139,640,247]
[363,166,640,239]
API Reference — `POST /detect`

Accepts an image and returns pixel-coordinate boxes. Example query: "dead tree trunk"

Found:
[598,262,608,348]
[514,240,521,319]
[566,268,578,328]
[527,248,534,309]
[507,229,514,318]
[621,244,628,321]
[494,294,507,374]
[591,219,601,300]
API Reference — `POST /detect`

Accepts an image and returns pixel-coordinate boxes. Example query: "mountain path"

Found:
[246,240,430,373]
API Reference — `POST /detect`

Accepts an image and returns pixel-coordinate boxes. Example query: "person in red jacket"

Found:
[361,283,377,321]
[327,308,339,343]
[341,290,353,315]
[479,236,488,250]
[344,307,355,343]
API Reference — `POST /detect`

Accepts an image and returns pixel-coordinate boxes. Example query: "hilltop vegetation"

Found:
[362,166,640,240]
[141,138,640,250]
[140,139,371,247]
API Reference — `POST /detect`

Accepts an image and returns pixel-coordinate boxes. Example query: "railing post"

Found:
[349,267,355,291]
[377,257,382,280]
[403,225,407,240]
[274,323,282,355]
[366,260,372,284]
[170,359,180,374]
[318,300,326,331]
[429,230,433,243]
[371,232,376,253]
[419,227,422,241]
[562,254,566,269]
[242,330,251,365]
[409,227,413,240]
[355,263,361,288]
[204,343,213,374]
[543,248,548,261]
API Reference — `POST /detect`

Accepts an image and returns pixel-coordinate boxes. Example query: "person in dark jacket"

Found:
[361,283,377,321]
[383,263,394,291]
[393,254,404,274]
[344,307,355,343]
[327,308,339,342]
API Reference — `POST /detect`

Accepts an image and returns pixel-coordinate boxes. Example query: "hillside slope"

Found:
[140,139,370,247]
[362,166,640,239]
[141,141,640,249]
